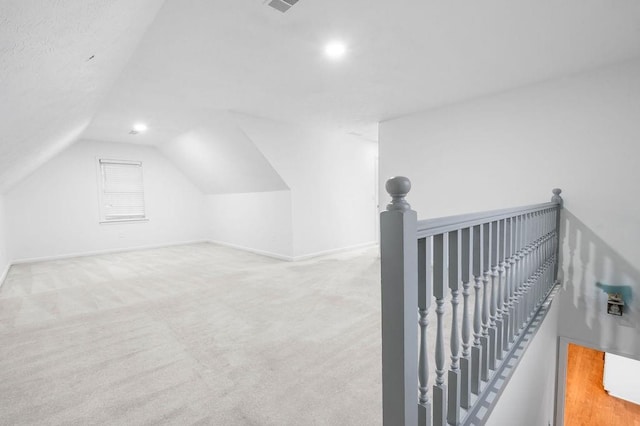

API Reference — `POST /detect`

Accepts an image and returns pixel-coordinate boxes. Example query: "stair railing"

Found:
[380,176,562,426]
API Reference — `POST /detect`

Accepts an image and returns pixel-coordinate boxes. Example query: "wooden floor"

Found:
[565,343,640,426]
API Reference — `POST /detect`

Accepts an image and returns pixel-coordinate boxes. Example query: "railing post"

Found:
[459,228,472,409]
[480,223,490,381]
[471,225,484,395]
[488,221,498,371]
[432,234,447,426]
[381,176,419,426]
[551,188,563,283]
[510,215,522,341]
[502,218,513,350]
[418,237,432,426]
[495,219,506,361]
[447,231,461,425]
[507,217,517,345]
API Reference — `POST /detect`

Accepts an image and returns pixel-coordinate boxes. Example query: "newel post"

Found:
[551,188,563,283]
[380,176,419,426]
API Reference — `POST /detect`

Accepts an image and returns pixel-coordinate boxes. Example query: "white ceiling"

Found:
[3,0,640,191]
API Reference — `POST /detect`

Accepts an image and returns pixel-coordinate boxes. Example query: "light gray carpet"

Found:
[0,243,383,425]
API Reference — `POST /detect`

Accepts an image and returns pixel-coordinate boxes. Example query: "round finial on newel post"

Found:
[385,176,412,211]
[551,188,563,205]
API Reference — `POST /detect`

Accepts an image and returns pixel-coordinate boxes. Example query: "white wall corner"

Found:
[291,241,378,262]
[208,240,294,262]
[0,264,9,289]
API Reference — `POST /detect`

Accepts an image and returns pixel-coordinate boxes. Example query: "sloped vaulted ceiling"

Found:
[0,0,165,193]
[4,0,640,195]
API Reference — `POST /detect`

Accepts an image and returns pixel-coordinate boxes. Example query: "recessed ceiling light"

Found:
[133,123,148,132]
[324,41,347,60]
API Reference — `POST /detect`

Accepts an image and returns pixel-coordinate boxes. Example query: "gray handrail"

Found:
[416,201,559,238]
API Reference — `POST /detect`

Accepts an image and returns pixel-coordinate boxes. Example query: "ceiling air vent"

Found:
[267,0,299,13]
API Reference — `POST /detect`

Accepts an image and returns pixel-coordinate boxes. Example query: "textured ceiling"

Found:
[0,0,164,192]
[3,0,640,192]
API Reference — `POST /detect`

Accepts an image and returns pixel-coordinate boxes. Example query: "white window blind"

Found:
[99,159,146,222]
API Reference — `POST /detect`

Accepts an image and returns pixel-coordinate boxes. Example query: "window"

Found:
[98,159,146,223]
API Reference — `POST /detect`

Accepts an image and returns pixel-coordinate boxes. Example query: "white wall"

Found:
[380,59,640,359]
[558,208,640,359]
[5,139,206,262]
[487,299,560,426]
[0,195,9,284]
[237,115,378,258]
[5,119,377,263]
[206,190,293,259]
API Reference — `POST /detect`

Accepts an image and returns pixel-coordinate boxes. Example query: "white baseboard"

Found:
[292,241,378,261]
[10,240,210,265]
[208,240,294,261]
[0,262,9,290]
[9,239,379,267]
[208,239,378,262]
[606,391,640,406]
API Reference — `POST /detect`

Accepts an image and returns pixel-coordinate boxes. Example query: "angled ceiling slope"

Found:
[0,0,165,193]
[159,111,289,194]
